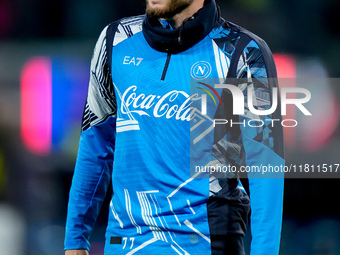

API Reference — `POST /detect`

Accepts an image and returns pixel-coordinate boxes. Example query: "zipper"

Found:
[160,16,195,81]
[178,16,195,45]
[161,52,171,81]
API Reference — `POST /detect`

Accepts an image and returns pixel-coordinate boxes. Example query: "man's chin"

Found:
[147,9,173,19]
[146,6,172,18]
[147,0,169,17]
[146,0,193,19]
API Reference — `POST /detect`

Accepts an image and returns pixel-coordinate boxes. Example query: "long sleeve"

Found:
[236,38,284,255]
[64,25,117,251]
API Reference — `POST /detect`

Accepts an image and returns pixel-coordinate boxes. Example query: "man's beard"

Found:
[146,0,194,19]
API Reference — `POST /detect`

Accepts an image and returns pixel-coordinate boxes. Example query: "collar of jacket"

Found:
[142,0,221,54]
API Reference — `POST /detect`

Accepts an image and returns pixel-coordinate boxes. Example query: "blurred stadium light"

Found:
[20,57,52,155]
[20,55,89,156]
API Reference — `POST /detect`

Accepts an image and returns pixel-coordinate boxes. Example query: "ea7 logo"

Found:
[123,56,143,66]
[201,83,312,116]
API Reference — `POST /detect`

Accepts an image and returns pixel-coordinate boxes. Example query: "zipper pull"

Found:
[178,27,183,45]
[178,16,195,45]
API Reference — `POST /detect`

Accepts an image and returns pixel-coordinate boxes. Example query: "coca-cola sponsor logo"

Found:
[121,85,200,121]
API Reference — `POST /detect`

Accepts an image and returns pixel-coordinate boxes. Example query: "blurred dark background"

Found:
[0,0,340,254]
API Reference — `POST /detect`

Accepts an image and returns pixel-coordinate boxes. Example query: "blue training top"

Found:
[65,1,284,254]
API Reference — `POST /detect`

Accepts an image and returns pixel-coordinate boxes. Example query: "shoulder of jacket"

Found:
[115,15,145,28]
[105,15,144,47]
[226,21,271,53]
[211,20,270,52]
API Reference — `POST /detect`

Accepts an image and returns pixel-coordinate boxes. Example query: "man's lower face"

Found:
[146,0,194,18]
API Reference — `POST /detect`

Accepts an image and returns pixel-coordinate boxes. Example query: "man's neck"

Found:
[167,0,205,28]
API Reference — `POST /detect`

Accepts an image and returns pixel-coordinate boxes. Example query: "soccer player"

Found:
[64,0,284,254]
